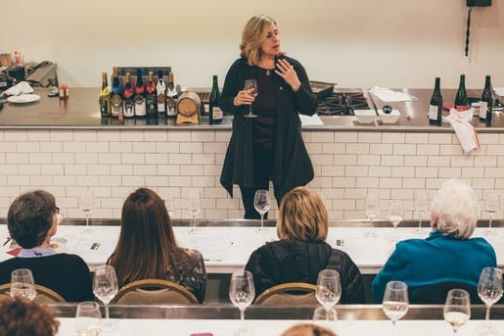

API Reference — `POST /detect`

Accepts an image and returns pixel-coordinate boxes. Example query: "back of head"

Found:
[240,15,277,65]
[7,190,57,249]
[277,187,328,242]
[280,323,337,336]
[431,179,478,239]
[110,188,177,285]
[0,298,59,336]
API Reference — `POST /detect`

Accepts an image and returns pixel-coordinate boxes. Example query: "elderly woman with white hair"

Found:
[372,179,496,303]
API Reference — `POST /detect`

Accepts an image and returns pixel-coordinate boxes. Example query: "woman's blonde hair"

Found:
[240,15,277,66]
[280,323,337,336]
[277,187,328,242]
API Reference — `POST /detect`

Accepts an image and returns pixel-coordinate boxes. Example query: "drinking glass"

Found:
[93,265,118,320]
[10,268,36,301]
[485,194,499,234]
[243,79,258,118]
[75,301,102,336]
[80,188,94,228]
[478,267,503,321]
[316,269,342,319]
[444,289,471,335]
[366,195,379,226]
[254,190,271,231]
[313,306,337,321]
[189,198,201,233]
[382,281,409,327]
[229,270,255,321]
[415,193,429,231]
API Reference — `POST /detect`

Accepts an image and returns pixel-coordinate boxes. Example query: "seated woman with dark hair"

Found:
[0,190,94,302]
[372,179,497,303]
[245,187,364,303]
[108,188,207,303]
[0,298,60,336]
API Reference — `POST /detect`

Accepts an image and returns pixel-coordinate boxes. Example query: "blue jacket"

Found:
[372,231,497,302]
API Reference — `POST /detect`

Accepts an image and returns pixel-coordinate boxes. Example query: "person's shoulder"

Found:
[468,237,496,252]
[229,57,249,70]
[55,253,89,268]
[178,247,204,262]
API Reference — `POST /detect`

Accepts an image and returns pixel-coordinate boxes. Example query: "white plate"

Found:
[7,94,40,104]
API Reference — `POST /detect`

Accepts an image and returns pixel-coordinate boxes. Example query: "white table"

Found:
[55,318,504,336]
[1,225,504,274]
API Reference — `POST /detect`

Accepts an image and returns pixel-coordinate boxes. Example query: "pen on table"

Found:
[2,237,12,247]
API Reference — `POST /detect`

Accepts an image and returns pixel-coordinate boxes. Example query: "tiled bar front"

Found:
[0,128,503,220]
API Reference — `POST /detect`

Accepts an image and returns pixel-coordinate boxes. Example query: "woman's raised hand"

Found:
[233,88,257,106]
[275,58,301,92]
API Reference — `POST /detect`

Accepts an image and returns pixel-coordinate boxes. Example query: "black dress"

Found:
[245,240,365,304]
[219,56,317,206]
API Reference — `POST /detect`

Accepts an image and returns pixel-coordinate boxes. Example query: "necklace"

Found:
[266,69,271,76]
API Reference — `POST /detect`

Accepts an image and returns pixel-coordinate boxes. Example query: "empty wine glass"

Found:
[313,306,337,321]
[254,190,271,231]
[366,195,379,226]
[415,193,429,231]
[80,188,94,229]
[75,301,102,336]
[478,267,503,321]
[10,268,36,301]
[188,197,201,233]
[229,270,255,321]
[382,281,409,327]
[93,265,118,321]
[444,289,471,335]
[243,79,258,118]
[485,194,499,235]
[316,269,342,320]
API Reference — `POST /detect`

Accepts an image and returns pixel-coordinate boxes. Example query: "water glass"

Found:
[316,269,341,318]
[10,268,36,301]
[485,194,499,234]
[75,301,102,336]
[382,281,409,326]
[254,190,271,231]
[478,267,503,321]
[243,79,258,118]
[313,306,337,321]
[229,270,255,321]
[444,289,471,335]
[93,265,119,319]
[415,193,429,231]
[80,188,94,228]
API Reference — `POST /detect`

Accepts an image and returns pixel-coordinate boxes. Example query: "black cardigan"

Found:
[245,240,365,304]
[219,56,317,201]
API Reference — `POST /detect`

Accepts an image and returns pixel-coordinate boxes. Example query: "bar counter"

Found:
[1,88,504,132]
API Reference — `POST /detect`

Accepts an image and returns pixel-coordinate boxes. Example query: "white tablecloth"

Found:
[1,225,504,274]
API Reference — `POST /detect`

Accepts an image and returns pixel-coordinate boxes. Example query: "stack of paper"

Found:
[369,87,417,102]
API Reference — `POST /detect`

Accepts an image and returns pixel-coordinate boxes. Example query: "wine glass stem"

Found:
[249,105,252,115]
[485,305,491,320]
[260,215,264,231]
[105,304,110,319]
[240,309,245,321]
[489,215,493,230]
[85,212,90,227]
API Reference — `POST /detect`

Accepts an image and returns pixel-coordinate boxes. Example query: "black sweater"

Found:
[0,253,94,302]
[245,240,365,304]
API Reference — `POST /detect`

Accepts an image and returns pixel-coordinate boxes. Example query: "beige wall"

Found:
[2,0,503,89]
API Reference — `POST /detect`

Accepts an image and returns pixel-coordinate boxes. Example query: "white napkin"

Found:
[445,108,480,155]
[369,87,417,102]
[2,81,34,96]
[300,114,324,126]
[494,87,504,97]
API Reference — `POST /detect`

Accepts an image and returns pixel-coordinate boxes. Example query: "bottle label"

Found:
[479,101,488,119]
[124,99,135,118]
[212,106,223,120]
[204,104,210,115]
[157,94,166,113]
[166,98,177,117]
[135,97,146,116]
[111,94,122,117]
[428,105,438,120]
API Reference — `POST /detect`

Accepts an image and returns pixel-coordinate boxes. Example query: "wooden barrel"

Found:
[176,91,201,117]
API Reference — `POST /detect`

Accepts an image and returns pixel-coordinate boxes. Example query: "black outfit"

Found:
[0,253,94,302]
[245,240,365,304]
[220,56,317,218]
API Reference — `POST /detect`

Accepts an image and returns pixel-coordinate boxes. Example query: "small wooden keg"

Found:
[176,91,201,125]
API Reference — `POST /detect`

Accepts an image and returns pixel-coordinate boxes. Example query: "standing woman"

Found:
[220,15,317,219]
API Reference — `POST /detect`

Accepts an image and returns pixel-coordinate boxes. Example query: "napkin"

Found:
[2,81,34,96]
[369,87,417,102]
[445,108,480,155]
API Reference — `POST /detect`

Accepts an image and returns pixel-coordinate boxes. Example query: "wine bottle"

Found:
[480,75,493,126]
[156,70,167,115]
[209,75,223,124]
[428,77,443,126]
[134,69,146,117]
[122,72,135,118]
[99,72,111,118]
[145,71,158,118]
[166,72,177,118]
[110,71,123,118]
[454,74,470,111]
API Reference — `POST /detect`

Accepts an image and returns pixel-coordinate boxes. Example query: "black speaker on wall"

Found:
[467,0,492,7]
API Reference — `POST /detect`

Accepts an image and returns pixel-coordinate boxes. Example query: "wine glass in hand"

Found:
[243,79,258,118]
[254,190,271,231]
[478,267,503,321]
[316,269,341,319]
[444,289,471,335]
[93,265,118,320]
[382,281,409,327]
[10,268,37,301]
[229,270,255,321]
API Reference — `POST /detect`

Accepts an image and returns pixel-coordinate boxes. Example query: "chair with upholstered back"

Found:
[110,279,198,305]
[255,282,318,305]
[409,281,481,304]
[0,283,66,304]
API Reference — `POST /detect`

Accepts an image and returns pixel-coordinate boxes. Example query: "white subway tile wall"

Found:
[1,129,504,220]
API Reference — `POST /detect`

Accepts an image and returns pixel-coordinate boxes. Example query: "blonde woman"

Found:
[220,15,317,219]
[245,187,364,303]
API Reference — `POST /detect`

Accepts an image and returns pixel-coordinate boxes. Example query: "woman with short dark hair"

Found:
[108,188,207,303]
[0,190,94,302]
[0,298,59,336]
